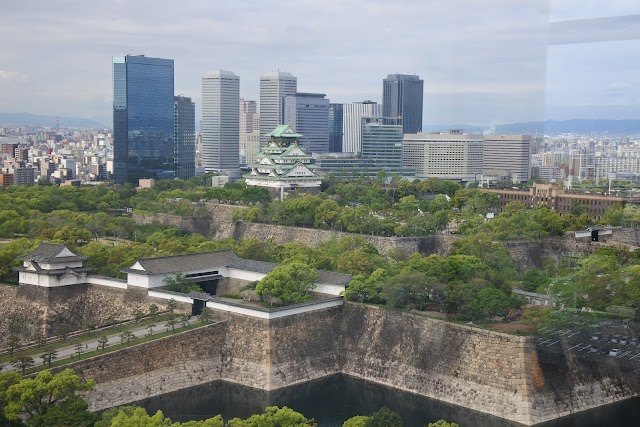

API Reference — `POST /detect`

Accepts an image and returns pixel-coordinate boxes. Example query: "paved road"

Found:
[1,316,199,373]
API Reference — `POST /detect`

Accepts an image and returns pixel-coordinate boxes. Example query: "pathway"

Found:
[1,316,199,373]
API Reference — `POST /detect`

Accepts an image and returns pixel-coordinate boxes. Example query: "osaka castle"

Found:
[245,125,322,198]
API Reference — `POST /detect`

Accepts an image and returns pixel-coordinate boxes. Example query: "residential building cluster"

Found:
[532,134,640,184]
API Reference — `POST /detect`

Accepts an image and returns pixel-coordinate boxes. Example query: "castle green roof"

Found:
[267,124,303,138]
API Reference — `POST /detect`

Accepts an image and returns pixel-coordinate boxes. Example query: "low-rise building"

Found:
[480,183,639,219]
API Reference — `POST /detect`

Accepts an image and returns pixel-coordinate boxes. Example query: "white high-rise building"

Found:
[402,131,484,181]
[342,101,382,154]
[239,98,257,149]
[259,71,297,147]
[283,93,330,154]
[482,134,532,183]
[202,70,240,176]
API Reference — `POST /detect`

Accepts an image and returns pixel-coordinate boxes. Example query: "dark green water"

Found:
[135,375,640,427]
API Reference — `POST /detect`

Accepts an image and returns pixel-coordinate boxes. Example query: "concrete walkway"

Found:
[1,316,199,373]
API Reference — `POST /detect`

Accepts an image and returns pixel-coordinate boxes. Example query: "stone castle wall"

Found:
[49,303,640,425]
[131,207,618,270]
[0,284,174,348]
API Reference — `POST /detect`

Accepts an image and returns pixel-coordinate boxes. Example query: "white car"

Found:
[609,349,621,357]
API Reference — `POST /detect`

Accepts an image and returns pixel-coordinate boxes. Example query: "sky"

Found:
[1,0,639,128]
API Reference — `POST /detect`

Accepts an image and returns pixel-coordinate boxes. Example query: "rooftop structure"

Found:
[16,243,91,287]
[16,243,350,298]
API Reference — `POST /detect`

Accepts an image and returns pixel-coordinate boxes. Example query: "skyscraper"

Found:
[382,74,424,135]
[202,70,240,176]
[174,96,195,180]
[328,103,344,153]
[283,93,330,153]
[342,101,382,154]
[239,98,257,151]
[361,117,405,175]
[259,71,297,146]
[112,55,175,184]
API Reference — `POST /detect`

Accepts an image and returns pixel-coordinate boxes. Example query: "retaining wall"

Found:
[54,303,640,425]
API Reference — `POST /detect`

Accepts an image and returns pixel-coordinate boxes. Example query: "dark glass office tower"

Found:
[328,103,344,152]
[174,96,196,180]
[382,74,424,135]
[113,55,175,184]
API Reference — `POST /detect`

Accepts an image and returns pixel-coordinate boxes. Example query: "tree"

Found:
[73,342,85,358]
[148,303,160,321]
[6,335,21,358]
[39,347,58,368]
[56,323,72,341]
[133,307,145,323]
[227,406,317,427]
[471,287,511,320]
[342,269,386,303]
[255,261,318,305]
[199,308,214,324]
[165,317,179,332]
[0,371,21,426]
[163,274,202,294]
[365,407,402,427]
[180,313,191,328]
[120,331,135,344]
[97,335,109,351]
[12,356,34,375]
[427,421,459,427]
[2,369,96,427]
[167,299,178,314]
[146,324,156,336]
[343,416,369,427]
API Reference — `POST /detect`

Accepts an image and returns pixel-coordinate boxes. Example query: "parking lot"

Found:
[535,321,640,364]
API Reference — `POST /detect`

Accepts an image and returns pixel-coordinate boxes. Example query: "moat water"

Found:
[136,375,640,427]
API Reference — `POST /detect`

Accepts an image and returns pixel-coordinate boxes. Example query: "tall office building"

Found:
[112,55,175,184]
[482,134,531,183]
[402,131,484,181]
[259,71,297,146]
[240,98,257,149]
[342,101,382,154]
[174,96,196,180]
[328,103,344,152]
[202,70,240,176]
[283,93,330,153]
[361,117,405,175]
[382,74,424,135]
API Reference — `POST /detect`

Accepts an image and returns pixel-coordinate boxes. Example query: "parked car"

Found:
[611,335,621,344]
[630,338,639,347]
[621,336,630,345]
[609,349,621,357]
[590,346,600,353]
[591,332,602,341]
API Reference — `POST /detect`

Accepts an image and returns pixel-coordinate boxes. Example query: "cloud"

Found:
[0,0,638,125]
[0,70,28,82]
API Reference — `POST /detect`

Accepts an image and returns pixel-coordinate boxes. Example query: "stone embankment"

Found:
[0,284,170,348]
[52,303,640,425]
[132,204,629,271]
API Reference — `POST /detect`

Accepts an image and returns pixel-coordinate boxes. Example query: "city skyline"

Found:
[1,1,639,128]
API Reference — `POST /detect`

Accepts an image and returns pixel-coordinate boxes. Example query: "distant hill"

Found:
[0,112,107,129]
[422,124,486,133]
[495,119,640,135]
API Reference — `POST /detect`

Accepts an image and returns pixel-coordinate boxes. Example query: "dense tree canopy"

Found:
[0,369,96,427]
[256,261,318,305]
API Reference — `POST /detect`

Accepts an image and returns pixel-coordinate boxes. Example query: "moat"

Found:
[135,375,640,427]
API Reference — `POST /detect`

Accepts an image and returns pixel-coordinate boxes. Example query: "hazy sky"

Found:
[1,0,639,127]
